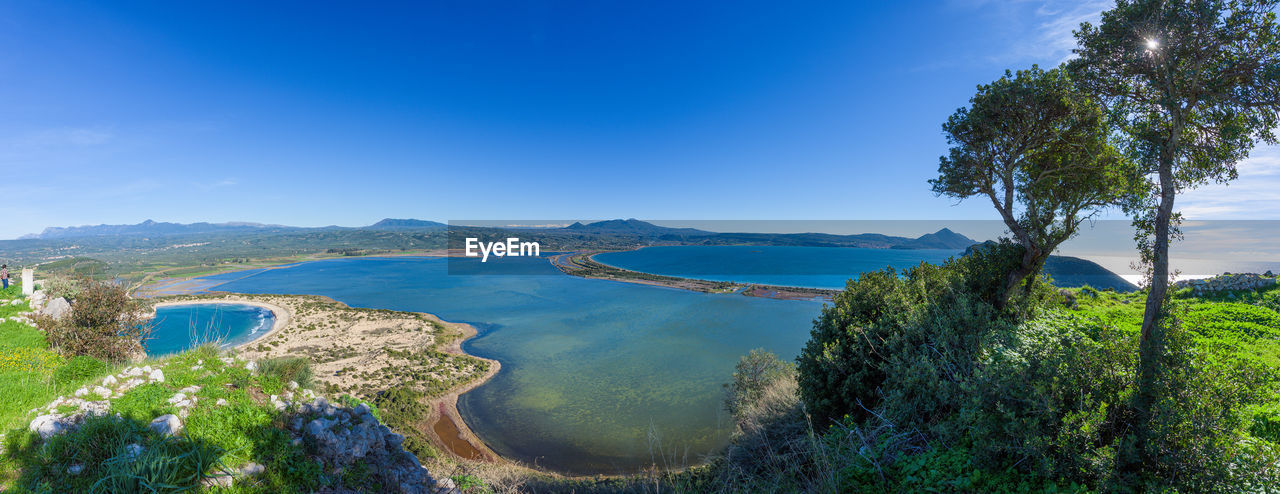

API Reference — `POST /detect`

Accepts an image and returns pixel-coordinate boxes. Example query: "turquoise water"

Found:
[198,257,823,474]
[595,245,962,289]
[147,303,275,356]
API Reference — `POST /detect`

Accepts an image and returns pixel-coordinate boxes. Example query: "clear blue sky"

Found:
[2,1,1274,239]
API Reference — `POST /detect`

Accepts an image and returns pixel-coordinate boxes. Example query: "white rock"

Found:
[180,385,200,394]
[202,475,234,489]
[149,414,182,436]
[29,415,64,439]
[102,375,118,387]
[287,381,299,390]
[73,388,88,398]
[148,369,165,383]
[240,463,265,476]
[215,398,228,406]
[245,360,258,372]
[68,463,84,475]
[142,366,153,374]
[167,393,188,405]
[92,386,112,398]
[38,297,71,320]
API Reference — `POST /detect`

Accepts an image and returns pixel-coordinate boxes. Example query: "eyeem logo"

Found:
[465,237,541,262]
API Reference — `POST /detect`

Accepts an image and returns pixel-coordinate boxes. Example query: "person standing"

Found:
[1,265,8,290]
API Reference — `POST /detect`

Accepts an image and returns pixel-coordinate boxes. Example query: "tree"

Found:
[932,65,1130,306]
[1069,0,1280,467]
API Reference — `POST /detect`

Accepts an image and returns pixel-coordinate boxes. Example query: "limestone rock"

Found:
[240,463,265,476]
[29,415,66,439]
[39,297,71,320]
[150,414,182,436]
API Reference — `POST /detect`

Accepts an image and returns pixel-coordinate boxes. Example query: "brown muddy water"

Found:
[434,404,488,460]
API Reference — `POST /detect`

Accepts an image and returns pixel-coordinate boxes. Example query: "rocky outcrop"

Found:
[285,398,446,493]
[24,357,455,493]
[38,297,71,320]
[1174,272,1278,294]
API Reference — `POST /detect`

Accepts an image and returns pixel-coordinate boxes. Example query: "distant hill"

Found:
[904,228,976,250]
[364,219,447,231]
[1043,256,1138,292]
[701,228,975,250]
[963,241,1137,292]
[20,219,297,240]
[563,219,711,236]
[19,217,452,239]
[552,220,977,249]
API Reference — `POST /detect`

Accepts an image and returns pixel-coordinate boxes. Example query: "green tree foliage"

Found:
[723,349,793,425]
[796,241,1054,429]
[1070,0,1280,467]
[932,65,1131,306]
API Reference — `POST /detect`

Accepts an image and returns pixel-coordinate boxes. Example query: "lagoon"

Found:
[595,245,962,289]
[198,257,824,474]
[147,303,275,356]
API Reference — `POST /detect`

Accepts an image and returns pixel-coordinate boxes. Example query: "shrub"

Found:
[372,386,438,460]
[795,240,1049,431]
[258,356,314,390]
[38,279,151,362]
[40,275,82,300]
[963,311,1136,482]
[723,349,793,425]
[53,355,108,386]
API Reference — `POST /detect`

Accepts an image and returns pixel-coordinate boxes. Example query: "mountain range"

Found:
[19,218,975,250]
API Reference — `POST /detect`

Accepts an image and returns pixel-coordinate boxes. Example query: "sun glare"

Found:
[1146,38,1160,50]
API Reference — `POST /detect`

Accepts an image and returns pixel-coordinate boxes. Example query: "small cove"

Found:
[146,303,276,356]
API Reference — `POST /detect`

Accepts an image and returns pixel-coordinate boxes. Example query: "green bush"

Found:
[723,348,793,425]
[52,355,109,386]
[40,275,82,300]
[258,356,313,390]
[1248,403,1280,444]
[372,386,438,460]
[796,239,1049,431]
[964,311,1135,481]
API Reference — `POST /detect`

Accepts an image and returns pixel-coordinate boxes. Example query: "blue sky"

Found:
[2,0,1274,239]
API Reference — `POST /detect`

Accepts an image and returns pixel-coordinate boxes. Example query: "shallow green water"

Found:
[202,257,823,474]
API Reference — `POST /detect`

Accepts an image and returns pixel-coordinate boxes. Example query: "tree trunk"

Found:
[1000,242,1044,308]
[1132,153,1177,469]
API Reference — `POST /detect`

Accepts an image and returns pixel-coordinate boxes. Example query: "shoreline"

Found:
[148,293,504,465]
[551,250,838,301]
[149,299,293,353]
[424,317,502,462]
